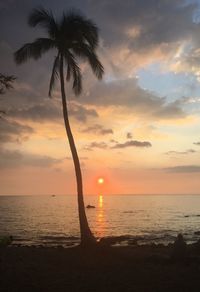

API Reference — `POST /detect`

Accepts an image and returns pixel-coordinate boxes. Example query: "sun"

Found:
[98,177,104,184]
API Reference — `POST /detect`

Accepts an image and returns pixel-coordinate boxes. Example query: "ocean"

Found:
[1,194,200,247]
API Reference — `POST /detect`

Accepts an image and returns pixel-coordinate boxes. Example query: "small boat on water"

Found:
[86,204,95,209]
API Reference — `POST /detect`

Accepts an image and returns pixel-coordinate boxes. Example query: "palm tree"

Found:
[14,7,104,246]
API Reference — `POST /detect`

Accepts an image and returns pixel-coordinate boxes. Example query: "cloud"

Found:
[66,156,88,160]
[194,142,200,146]
[153,99,185,119]
[0,148,63,169]
[111,140,152,149]
[68,102,98,122]
[126,1,198,50]
[82,78,186,120]
[187,97,200,104]
[110,139,118,144]
[126,132,133,139]
[8,100,98,123]
[82,124,113,135]
[171,47,200,78]
[84,139,152,151]
[165,149,196,155]
[163,165,200,173]
[90,0,200,77]
[0,117,34,143]
[9,76,186,124]
[9,102,60,122]
[84,141,108,151]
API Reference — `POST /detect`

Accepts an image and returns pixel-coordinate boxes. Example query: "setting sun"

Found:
[98,178,104,184]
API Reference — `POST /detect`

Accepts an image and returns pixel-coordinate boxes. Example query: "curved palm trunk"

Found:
[59,54,96,246]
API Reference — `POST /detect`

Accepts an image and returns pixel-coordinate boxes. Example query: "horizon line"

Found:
[1,193,200,197]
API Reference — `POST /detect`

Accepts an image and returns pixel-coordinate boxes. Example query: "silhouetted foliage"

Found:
[14,8,103,97]
[0,74,16,95]
[0,74,16,118]
[14,7,104,246]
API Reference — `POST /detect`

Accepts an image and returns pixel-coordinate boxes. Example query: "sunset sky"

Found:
[0,0,200,195]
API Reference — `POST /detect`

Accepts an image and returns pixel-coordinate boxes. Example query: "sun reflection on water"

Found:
[95,194,106,237]
[99,195,103,208]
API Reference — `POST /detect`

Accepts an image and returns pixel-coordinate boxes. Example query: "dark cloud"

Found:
[68,102,98,122]
[153,100,185,119]
[165,149,196,155]
[82,78,186,119]
[66,156,88,160]
[9,102,60,122]
[84,138,152,151]
[0,0,197,46]
[0,148,63,169]
[8,100,98,123]
[82,124,113,135]
[84,141,108,151]
[111,140,152,149]
[110,139,118,144]
[5,74,186,125]
[194,141,200,146]
[163,165,200,173]
[126,1,199,51]
[0,117,34,143]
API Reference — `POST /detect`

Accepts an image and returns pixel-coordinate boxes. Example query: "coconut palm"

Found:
[14,7,104,246]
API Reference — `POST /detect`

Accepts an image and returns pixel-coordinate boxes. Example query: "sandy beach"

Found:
[1,244,200,292]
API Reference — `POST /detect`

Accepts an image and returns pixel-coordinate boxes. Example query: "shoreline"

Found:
[1,243,200,291]
[6,232,200,248]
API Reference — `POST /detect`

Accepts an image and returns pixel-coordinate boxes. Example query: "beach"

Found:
[1,244,200,292]
[1,195,200,291]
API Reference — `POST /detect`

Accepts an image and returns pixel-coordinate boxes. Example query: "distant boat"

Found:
[52,195,56,197]
[86,204,95,209]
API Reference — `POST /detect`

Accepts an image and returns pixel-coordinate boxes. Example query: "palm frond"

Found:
[14,7,103,99]
[14,38,55,64]
[0,74,16,94]
[28,7,58,39]
[48,54,60,97]
[73,67,82,96]
[66,64,71,81]
[61,11,99,49]
[64,51,82,95]
[72,44,104,79]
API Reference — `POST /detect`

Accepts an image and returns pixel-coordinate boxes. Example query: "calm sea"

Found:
[1,194,200,246]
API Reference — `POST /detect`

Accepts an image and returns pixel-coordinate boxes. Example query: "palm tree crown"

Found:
[14,7,104,97]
